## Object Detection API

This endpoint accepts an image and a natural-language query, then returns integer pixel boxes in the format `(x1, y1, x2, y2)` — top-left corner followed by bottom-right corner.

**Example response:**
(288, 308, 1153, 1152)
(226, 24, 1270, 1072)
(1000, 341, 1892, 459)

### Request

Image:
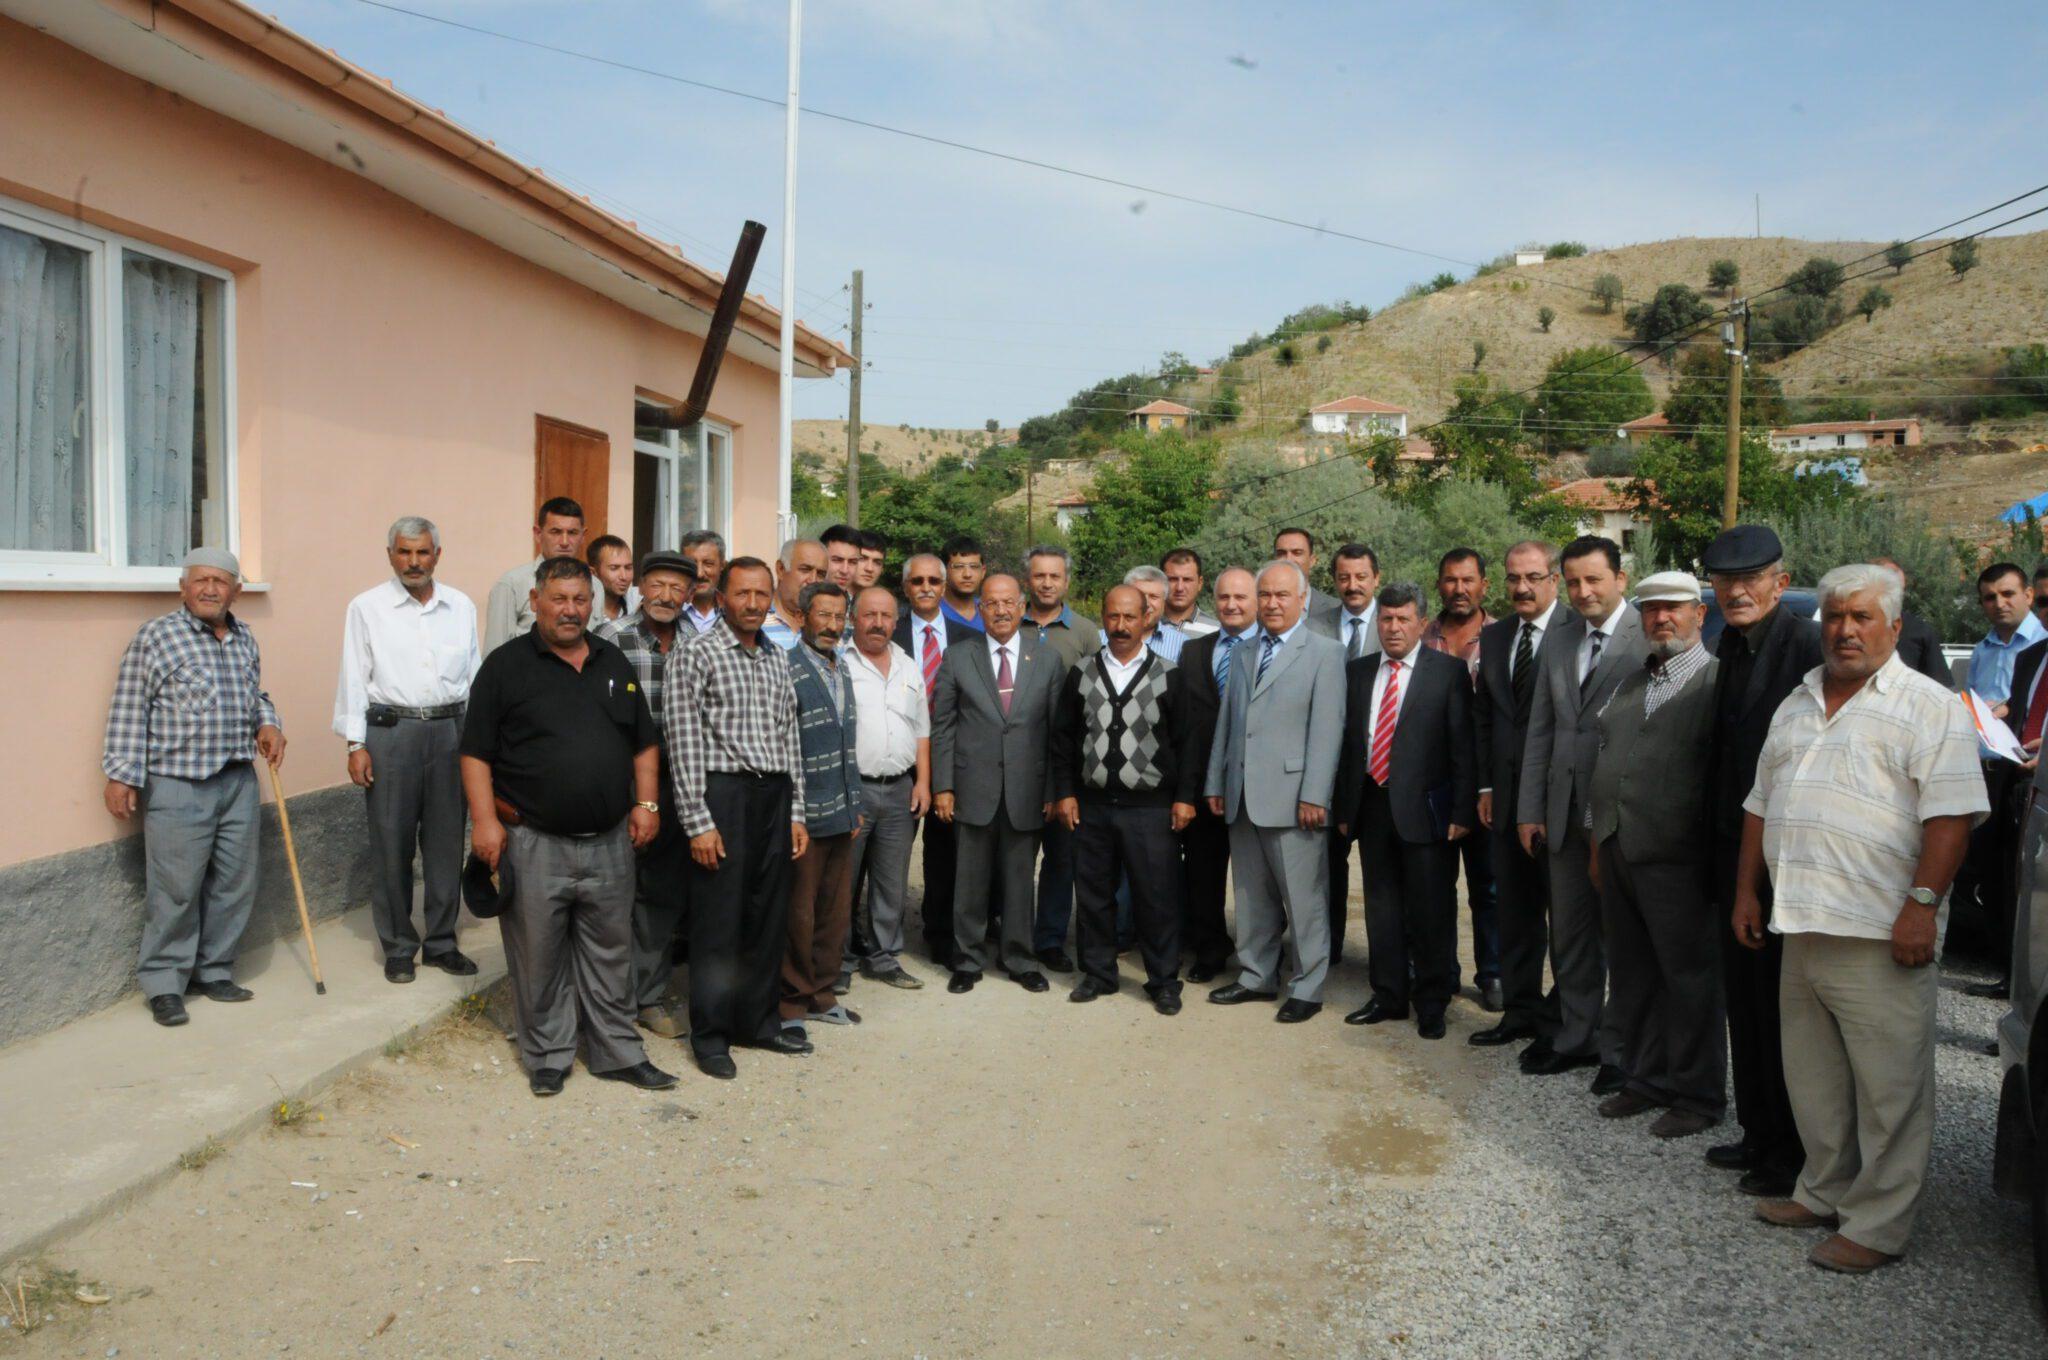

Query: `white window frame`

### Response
(0, 194, 239, 591)
(632, 399, 731, 548)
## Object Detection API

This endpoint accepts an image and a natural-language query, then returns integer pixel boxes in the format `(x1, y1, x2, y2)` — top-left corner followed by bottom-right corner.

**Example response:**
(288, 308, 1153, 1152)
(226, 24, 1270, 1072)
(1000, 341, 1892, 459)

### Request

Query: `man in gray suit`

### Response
(932, 572, 1068, 994)
(1204, 560, 1348, 1021)
(1515, 535, 1643, 1091)
(1273, 528, 1343, 640)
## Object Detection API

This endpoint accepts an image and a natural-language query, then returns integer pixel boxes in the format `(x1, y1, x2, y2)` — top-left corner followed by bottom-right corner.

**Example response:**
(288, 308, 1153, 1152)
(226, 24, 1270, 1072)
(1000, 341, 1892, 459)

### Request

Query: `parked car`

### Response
(1699, 587, 1818, 649)
(1995, 758, 2048, 1306)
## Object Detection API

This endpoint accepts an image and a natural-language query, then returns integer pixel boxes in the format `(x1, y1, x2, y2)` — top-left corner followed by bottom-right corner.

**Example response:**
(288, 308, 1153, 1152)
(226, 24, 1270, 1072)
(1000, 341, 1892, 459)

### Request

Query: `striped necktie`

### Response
(1369, 660, 1402, 785)
(1256, 632, 1280, 684)
(921, 624, 941, 701)
(1348, 615, 1367, 660)
(1215, 633, 1240, 691)
(1512, 620, 1536, 718)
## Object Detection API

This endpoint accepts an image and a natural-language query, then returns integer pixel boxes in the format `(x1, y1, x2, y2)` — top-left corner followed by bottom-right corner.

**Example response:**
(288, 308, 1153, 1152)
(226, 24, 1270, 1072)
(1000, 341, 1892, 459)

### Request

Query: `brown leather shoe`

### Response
(1649, 1108, 1716, 1139)
(1809, 1233, 1900, 1274)
(636, 1006, 683, 1039)
(1597, 1090, 1660, 1119)
(1755, 1198, 1839, 1230)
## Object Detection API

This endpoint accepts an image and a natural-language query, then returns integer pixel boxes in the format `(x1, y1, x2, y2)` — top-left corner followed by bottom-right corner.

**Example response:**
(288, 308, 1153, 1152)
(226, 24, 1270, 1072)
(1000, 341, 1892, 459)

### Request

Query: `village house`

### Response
(1051, 494, 1092, 534)
(1307, 395, 1409, 438)
(1767, 418, 1922, 453)
(1129, 399, 1194, 433)
(1552, 476, 1653, 564)
(0, 0, 849, 1046)
(1616, 412, 1672, 442)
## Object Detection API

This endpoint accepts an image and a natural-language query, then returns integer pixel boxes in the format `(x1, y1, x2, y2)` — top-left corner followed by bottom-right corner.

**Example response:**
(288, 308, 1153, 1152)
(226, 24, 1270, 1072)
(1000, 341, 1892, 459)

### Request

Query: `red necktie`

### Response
(997, 644, 1015, 716)
(922, 624, 941, 703)
(1369, 660, 1402, 785)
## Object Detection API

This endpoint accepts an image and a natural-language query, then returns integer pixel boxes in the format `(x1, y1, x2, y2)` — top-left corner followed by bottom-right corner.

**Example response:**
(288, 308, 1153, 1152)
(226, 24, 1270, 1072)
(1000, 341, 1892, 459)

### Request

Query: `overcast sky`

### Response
(272, 0, 2047, 429)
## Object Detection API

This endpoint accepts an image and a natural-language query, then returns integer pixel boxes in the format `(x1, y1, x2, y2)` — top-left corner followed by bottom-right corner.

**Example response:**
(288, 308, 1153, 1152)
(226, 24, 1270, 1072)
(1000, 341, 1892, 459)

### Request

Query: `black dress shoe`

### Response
(191, 979, 253, 1003)
(1343, 999, 1409, 1026)
(1738, 1168, 1797, 1197)
(696, 1052, 738, 1080)
(529, 1067, 567, 1097)
(1036, 947, 1075, 974)
(1963, 979, 2010, 1000)
(1706, 1140, 1759, 1171)
(1522, 1049, 1598, 1076)
(148, 994, 189, 1027)
(1478, 979, 1505, 1013)
(1590, 1063, 1628, 1096)
(1276, 999, 1322, 1023)
(1469, 1020, 1537, 1048)
(1012, 971, 1051, 994)
(1068, 979, 1114, 1003)
(1186, 961, 1226, 984)
(948, 970, 979, 994)
(1417, 1013, 1447, 1040)
(385, 958, 417, 984)
(594, 1061, 679, 1090)
(1153, 992, 1183, 1016)
(1517, 1037, 1557, 1068)
(423, 949, 479, 977)
(1208, 982, 1277, 1005)
(751, 1030, 814, 1056)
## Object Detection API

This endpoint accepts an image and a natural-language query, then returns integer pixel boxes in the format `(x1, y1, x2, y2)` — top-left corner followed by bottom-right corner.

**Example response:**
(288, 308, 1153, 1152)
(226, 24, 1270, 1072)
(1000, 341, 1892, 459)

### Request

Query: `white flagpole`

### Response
(776, 0, 802, 542)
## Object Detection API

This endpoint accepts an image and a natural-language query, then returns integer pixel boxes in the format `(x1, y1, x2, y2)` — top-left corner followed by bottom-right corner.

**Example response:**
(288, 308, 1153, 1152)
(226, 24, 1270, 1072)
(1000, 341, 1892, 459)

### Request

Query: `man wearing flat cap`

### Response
(597, 551, 700, 1039)
(102, 548, 286, 1027)
(1588, 571, 1725, 1138)
(1701, 524, 1821, 1195)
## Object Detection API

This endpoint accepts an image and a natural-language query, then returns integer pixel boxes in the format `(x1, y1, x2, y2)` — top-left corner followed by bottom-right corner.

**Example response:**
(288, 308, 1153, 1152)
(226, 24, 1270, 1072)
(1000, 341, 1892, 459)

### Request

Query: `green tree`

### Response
(1471, 339, 1488, 371)
(1625, 283, 1713, 351)
(1949, 238, 1980, 280)
(1545, 241, 1590, 260)
(1629, 431, 1851, 568)
(1998, 344, 2048, 408)
(1534, 346, 1654, 451)
(1707, 258, 1740, 293)
(1537, 305, 1556, 332)
(1783, 257, 1845, 299)
(1759, 497, 1971, 639)
(1208, 384, 1244, 424)
(1854, 284, 1893, 323)
(1584, 441, 1637, 477)
(1591, 273, 1624, 314)
(1275, 342, 1298, 367)
(1315, 333, 1333, 354)
(1885, 241, 1912, 274)
(1662, 345, 1788, 433)
(1429, 272, 1460, 292)
(1066, 433, 1217, 595)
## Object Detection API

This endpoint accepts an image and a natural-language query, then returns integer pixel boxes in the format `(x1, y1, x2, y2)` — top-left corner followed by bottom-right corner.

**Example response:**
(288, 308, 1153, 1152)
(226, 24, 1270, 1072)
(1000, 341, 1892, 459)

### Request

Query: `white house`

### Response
(1051, 494, 1091, 533)
(1130, 399, 1194, 433)
(1513, 249, 1547, 267)
(1767, 419, 1921, 454)
(1553, 477, 1652, 564)
(1307, 395, 1409, 438)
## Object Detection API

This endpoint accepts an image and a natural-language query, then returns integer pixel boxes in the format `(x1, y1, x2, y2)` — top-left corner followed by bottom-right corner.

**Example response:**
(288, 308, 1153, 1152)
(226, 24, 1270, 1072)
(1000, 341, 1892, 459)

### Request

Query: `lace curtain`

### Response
(122, 254, 201, 567)
(0, 224, 91, 552)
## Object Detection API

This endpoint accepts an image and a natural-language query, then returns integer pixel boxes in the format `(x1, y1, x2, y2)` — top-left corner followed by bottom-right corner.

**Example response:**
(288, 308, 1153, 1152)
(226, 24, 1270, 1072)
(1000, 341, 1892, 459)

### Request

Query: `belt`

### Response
(368, 701, 466, 722)
(864, 769, 913, 785)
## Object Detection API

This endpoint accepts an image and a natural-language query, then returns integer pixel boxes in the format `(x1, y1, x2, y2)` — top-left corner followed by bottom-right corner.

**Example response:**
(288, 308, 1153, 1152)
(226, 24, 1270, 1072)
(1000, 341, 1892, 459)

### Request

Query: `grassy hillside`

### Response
(794, 419, 1017, 476)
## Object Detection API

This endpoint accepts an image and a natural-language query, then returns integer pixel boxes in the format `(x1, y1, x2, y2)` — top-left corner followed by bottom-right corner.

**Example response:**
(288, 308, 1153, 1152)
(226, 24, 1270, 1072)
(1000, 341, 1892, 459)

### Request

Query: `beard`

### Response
(1647, 635, 1693, 660)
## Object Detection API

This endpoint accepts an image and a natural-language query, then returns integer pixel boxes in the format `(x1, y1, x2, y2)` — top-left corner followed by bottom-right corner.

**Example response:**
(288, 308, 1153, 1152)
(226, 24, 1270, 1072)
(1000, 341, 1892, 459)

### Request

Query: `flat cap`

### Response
(638, 550, 697, 579)
(462, 852, 512, 920)
(1699, 525, 1783, 575)
(182, 546, 242, 577)
(1634, 570, 1702, 605)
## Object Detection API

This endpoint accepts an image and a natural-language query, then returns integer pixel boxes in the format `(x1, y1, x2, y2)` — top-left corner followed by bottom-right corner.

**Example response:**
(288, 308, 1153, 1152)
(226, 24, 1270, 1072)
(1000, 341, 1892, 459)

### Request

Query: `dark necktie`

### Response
(1216, 633, 1239, 691)
(1348, 616, 1367, 660)
(1583, 627, 1606, 689)
(1512, 621, 1536, 718)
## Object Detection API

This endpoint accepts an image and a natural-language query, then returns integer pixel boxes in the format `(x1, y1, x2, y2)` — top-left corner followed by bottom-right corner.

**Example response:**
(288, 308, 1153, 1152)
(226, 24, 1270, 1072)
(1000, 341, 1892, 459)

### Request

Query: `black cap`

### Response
(462, 852, 513, 920)
(1699, 525, 1785, 575)
(638, 550, 697, 580)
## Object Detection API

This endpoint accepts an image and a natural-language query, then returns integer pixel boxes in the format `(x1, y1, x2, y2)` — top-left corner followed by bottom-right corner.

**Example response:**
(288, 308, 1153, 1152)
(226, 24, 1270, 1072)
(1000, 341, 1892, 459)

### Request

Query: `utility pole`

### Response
(845, 269, 862, 525)
(1721, 301, 1746, 529)
(774, 0, 803, 541)
(1025, 449, 1035, 542)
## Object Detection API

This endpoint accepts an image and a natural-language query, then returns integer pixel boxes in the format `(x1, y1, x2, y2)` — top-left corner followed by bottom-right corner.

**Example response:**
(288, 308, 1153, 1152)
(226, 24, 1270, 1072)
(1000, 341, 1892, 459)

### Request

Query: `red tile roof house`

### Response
(0, 0, 850, 1045)
(1308, 395, 1409, 438)
(1551, 476, 1655, 562)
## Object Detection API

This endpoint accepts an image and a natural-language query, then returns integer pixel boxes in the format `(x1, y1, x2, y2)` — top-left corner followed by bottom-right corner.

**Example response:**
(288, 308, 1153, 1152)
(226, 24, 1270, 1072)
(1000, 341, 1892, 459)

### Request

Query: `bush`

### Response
(1537, 305, 1556, 332)
(1429, 272, 1460, 293)
(1783, 257, 1845, 300)
(1708, 259, 1740, 293)
(1545, 241, 1589, 259)
(1625, 283, 1714, 351)
(1584, 441, 1638, 477)
(1759, 497, 1973, 640)
(1472, 340, 1488, 371)
(1275, 343, 1297, 367)
(1949, 238, 1980, 280)
(1854, 285, 1893, 323)
(1885, 241, 1912, 274)
(1998, 344, 2048, 408)
(1315, 334, 1332, 354)
(1591, 274, 1623, 314)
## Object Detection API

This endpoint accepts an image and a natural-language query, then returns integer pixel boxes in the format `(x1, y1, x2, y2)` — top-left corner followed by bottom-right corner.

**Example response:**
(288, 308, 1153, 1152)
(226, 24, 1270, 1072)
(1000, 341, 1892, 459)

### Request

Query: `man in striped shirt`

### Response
(1736, 563, 1986, 1275)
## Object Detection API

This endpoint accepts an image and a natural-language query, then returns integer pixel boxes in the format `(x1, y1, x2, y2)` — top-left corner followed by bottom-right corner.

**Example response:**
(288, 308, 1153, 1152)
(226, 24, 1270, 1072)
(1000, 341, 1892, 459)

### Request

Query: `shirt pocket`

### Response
(604, 685, 644, 732)
(165, 663, 218, 714)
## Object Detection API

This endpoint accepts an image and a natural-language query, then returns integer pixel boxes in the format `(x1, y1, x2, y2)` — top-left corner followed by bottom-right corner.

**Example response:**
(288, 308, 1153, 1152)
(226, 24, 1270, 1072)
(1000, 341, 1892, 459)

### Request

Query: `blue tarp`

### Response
(2001, 491, 2048, 525)
(1794, 456, 1868, 488)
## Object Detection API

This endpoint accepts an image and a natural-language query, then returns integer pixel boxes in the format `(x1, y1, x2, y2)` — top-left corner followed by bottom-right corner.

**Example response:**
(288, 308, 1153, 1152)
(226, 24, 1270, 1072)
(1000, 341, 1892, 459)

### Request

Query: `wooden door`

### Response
(534, 415, 610, 537)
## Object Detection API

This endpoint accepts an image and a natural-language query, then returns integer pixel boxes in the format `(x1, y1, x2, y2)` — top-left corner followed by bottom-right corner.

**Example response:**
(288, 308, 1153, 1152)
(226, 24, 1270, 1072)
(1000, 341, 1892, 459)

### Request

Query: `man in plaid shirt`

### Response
(101, 548, 286, 1028)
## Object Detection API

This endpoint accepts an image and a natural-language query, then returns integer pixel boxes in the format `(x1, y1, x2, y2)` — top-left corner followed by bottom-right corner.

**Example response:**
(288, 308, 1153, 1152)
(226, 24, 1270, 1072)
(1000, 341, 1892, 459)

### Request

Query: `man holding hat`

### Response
(103, 548, 286, 1027)
(1701, 524, 1821, 1195)
(1587, 571, 1725, 1138)
(597, 550, 700, 1039)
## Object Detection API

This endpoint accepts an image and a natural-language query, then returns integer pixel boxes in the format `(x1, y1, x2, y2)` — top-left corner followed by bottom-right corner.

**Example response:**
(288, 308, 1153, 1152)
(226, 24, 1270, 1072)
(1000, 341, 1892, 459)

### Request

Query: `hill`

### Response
(794, 419, 1017, 476)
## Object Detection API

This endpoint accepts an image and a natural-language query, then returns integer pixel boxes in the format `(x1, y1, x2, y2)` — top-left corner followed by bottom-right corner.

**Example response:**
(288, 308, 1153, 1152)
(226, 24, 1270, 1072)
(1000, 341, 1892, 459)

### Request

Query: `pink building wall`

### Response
(0, 16, 793, 867)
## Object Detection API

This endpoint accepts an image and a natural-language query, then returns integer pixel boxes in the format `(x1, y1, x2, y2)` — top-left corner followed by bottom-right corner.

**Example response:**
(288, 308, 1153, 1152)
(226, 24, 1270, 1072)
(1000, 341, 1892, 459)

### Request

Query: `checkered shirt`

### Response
(103, 608, 281, 787)
(663, 616, 807, 837)
(1641, 641, 1713, 719)
(597, 609, 685, 742)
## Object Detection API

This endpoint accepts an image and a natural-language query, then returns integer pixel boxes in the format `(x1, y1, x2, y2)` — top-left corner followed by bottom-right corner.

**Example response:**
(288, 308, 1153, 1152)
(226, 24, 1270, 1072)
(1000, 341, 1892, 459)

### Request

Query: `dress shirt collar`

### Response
(1586, 603, 1628, 639)
(1099, 645, 1149, 688)
(1033, 603, 1079, 629)
(910, 607, 947, 636)
(1263, 615, 1307, 649)
(986, 632, 1020, 665)
(1219, 622, 1256, 642)
(1982, 612, 2048, 652)
(383, 577, 449, 612)
(847, 642, 900, 679)
(1798, 650, 1905, 711)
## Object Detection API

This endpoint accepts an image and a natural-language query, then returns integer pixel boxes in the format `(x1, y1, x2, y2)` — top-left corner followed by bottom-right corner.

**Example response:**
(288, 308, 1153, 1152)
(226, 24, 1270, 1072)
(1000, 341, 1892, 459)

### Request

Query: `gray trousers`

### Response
(1546, 824, 1616, 1063)
(362, 716, 464, 963)
(1597, 844, 1727, 1118)
(138, 764, 260, 996)
(500, 823, 647, 1075)
(847, 776, 916, 972)
(953, 804, 1041, 976)
(1227, 819, 1331, 1003)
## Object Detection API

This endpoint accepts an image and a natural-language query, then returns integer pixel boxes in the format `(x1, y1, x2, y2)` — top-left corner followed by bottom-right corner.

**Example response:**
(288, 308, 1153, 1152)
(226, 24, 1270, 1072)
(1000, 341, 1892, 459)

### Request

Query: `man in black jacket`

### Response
(1050, 586, 1205, 1014)
(894, 553, 982, 964)
(1332, 584, 1478, 1040)
(1702, 525, 1822, 1196)
(1874, 558, 1952, 687)
(1176, 568, 1258, 980)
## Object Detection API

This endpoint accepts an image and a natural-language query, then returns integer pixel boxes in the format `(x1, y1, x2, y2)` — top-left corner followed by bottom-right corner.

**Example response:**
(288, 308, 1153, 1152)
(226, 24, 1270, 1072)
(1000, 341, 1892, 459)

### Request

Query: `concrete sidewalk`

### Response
(0, 904, 504, 1262)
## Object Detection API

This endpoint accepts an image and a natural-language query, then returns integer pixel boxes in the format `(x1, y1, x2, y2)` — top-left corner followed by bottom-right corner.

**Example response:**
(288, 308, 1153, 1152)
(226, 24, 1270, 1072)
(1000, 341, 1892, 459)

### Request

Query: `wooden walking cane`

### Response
(265, 760, 327, 995)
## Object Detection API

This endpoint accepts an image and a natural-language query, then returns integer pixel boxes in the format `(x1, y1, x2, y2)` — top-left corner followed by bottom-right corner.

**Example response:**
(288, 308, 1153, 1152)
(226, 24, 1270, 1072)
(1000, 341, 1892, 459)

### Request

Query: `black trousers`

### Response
(686, 773, 793, 1059)
(1181, 803, 1233, 971)
(1960, 762, 2024, 976)
(1074, 801, 1183, 994)
(919, 811, 958, 962)
(629, 814, 691, 1011)
(1458, 833, 1500, 989)
(1490, 821, 1557, 1036)
(1716, 835, 1801, 1177)
(1355, 782, 1458, 1015)
(1327, 827, 1360, 961)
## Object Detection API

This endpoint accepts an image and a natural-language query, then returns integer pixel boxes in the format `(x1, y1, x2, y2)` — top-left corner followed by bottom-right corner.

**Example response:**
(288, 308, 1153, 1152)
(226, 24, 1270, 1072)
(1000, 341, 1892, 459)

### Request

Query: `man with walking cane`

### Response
(102, 548, 285, 1027)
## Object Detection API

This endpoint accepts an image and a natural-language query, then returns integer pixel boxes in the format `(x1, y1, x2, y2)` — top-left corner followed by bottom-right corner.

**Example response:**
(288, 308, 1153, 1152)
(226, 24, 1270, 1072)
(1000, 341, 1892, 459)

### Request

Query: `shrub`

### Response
(1537, 305, 1556, 333)
(1315, 334, 1332, 354)
(1591, 274, 1623, 314)
(1625, 283, 1713, 351)
(1949, 238, 1980, 280)
(1472, 339, 1488, 371)
(1545, 241, 1589, 259)
(1584, 441, 1638, 477)
(1275, 342, 1297, 367)
(1708, 259, 1740, 293)
(1854, 285, 1893, 323)
(1783, 257, 1845, 300)
(1429, 272, 1460, 293)
(1885, 241, 1912, 274)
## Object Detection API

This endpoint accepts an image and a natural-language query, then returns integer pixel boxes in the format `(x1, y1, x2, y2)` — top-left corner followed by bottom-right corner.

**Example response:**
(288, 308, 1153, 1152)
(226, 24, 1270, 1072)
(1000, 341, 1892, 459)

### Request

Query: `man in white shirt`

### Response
(845, 586, 932, 989)
(482, 496, 600, 653)
(1125, 565, 1187, 663)
(1737, 563, 1986, 1275)
(586, 534, 638, 630)
(334, 516, 483, 983)
(679, 529, 727, 635)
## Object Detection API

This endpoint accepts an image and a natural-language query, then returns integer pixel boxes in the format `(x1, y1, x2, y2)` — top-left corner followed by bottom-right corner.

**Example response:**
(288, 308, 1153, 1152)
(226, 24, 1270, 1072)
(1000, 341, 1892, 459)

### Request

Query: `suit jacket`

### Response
(1203, 624, 1347, 827)
(1474, 602, 1572, 816)
(1304, 588, 1342, 641)
(1178, 630, 1249, 780)
(1515, 604, 1647, 844)
(930, 632, 1067, 831)
(1708, 603, 1823, 840)
(2009, 638, 2048, 744)
(893, 610, 978, 656)
(1333, 607, 1384, 661)
(1896, 610, 1952, 689)
(1332, 648, 1477, 845)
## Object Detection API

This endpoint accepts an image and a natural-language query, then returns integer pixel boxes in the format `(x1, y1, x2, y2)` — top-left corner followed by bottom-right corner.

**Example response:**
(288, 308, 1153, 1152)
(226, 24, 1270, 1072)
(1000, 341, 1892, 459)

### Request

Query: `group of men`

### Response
(102, 500, 2007, 1277)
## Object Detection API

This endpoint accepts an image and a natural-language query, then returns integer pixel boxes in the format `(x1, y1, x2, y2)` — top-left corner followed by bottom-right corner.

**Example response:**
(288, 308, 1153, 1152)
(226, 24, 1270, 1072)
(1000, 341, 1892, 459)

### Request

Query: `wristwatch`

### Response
(635, 800, 660, 814)
(347, 742, 365, 753)
(1906, 886, 1939, 906)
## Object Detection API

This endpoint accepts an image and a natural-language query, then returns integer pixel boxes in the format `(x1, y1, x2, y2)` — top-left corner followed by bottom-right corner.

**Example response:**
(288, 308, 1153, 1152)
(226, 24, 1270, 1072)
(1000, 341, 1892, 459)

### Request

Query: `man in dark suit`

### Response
(1333, 584, 1478, 1039)
(894, 553, 981, 965)
(1701, 525, 1823, 1196)
(1177, 567, 1259, 981)
(1874, 558, 1951, 687)
(1273, 527, 1343, 639)
(1471, 540, 1571, 1051)
(1325, 543, 1383, 964)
